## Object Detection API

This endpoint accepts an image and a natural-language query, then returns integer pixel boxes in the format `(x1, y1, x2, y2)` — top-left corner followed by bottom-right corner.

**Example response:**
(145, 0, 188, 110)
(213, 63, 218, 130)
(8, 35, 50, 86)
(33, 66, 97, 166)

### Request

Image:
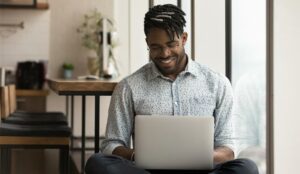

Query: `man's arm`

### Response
(112, 145, 234, 163)
(213, 75, 237, 159)
(112, 146, 134, 161)
(101, 80, 135, 155)
(214, 146, 234, 164)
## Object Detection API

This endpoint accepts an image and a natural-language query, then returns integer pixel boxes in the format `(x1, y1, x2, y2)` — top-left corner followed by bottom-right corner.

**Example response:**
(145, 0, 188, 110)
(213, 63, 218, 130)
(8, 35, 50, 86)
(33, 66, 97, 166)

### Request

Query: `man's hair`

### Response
(144, 4, 186, 40)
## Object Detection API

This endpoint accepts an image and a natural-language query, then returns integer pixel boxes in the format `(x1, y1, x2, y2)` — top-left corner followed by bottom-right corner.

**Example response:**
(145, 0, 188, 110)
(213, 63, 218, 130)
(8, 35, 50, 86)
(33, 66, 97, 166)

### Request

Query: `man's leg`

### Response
(85, 153, 150, 174)
(210, 158, 259, 174)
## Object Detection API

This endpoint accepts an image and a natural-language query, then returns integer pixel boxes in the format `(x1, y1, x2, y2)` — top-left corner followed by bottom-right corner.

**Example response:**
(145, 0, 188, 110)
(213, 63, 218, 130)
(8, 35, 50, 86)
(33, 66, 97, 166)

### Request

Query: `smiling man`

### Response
(85, 4, 258, 174)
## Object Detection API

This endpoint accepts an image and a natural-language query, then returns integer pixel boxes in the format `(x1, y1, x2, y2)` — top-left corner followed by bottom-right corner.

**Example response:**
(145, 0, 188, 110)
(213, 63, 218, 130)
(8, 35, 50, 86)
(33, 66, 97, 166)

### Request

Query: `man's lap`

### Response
(85, 153, 258, 174)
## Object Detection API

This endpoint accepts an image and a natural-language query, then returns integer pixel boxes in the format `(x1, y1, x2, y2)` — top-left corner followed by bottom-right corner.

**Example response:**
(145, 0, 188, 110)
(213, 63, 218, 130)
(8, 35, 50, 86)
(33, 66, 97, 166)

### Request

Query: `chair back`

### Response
(8, 85, 16, 115)
(0, 85, 17, 120)
(0, 86, 10, 119)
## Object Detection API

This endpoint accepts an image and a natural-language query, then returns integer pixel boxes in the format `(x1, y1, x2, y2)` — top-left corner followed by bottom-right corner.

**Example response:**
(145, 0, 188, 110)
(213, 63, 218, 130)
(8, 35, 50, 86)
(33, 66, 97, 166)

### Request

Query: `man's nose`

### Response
(160, 47, 172, 57)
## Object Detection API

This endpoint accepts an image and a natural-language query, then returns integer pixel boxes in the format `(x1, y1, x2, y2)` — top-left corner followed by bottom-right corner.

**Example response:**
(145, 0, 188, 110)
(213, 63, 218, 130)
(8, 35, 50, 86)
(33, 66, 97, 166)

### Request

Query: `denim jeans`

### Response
(85, 153, 259, 174)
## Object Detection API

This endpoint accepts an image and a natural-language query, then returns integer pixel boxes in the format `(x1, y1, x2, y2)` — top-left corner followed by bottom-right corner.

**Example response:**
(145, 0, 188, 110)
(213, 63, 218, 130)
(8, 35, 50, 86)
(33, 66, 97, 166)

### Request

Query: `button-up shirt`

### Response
(101, 58, 236, 156)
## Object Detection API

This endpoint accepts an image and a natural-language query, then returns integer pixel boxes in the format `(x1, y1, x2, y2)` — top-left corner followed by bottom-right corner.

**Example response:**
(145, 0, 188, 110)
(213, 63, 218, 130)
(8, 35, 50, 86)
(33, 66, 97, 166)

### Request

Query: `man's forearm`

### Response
(213, 146, 234, 164)
(112, 146, 134, 161)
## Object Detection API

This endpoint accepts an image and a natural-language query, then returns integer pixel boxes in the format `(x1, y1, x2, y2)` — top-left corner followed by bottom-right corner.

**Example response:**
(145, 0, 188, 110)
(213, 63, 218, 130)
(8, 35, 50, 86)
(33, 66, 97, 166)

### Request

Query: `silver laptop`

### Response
(134, 115, 214, 170)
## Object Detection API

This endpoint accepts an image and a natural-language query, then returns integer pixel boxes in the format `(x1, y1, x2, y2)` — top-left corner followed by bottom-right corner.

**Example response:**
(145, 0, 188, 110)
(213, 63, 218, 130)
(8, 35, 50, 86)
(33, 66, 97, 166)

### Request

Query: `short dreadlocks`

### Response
(144, 4, 186, 40)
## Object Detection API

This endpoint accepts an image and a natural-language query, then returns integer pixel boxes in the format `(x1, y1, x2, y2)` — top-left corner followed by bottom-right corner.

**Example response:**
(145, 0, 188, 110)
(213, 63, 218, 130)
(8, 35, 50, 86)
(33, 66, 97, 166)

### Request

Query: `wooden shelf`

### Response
(0, 3, 49, 10)
(16, 89, 49, 97)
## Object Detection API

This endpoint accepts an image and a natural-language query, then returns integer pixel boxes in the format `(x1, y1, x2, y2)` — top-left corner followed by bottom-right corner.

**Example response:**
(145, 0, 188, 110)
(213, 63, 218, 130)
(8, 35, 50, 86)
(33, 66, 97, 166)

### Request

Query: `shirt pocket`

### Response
(187, 95, 216, 116)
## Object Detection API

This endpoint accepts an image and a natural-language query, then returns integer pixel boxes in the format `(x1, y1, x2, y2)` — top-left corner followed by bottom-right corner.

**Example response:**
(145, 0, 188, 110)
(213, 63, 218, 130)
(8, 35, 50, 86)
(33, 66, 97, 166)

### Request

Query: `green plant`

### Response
(62, 63, 74, 70)
(77, 9, 103, 53)
(77, 9, 117, 54)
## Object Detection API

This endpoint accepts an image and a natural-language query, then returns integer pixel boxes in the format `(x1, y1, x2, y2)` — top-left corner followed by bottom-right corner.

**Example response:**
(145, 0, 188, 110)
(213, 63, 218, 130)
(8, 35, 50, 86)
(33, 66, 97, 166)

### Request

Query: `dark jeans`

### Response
(85, 153, 258, 174)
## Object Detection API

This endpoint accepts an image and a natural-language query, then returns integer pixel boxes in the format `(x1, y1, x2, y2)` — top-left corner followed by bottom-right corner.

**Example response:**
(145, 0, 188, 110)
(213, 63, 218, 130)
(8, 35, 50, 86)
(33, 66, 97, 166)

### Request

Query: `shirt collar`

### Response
(148, 55, 199, 81)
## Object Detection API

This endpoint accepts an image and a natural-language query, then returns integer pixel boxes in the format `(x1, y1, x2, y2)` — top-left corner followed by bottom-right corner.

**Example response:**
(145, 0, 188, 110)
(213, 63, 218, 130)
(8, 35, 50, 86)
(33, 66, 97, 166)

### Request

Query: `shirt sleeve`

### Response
(101, 79, 134, 155)
(213, 74, 237, 158)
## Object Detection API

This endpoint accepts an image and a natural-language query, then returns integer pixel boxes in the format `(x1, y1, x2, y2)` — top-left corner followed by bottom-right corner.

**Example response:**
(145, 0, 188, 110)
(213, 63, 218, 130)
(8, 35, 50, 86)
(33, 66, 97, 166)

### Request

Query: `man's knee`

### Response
(215, 158, 258, 174)
(85, 153, 109, 174)
(229, 158, 259, 174)
(238, 158, 259, 171)
(85, 153, 149, 174)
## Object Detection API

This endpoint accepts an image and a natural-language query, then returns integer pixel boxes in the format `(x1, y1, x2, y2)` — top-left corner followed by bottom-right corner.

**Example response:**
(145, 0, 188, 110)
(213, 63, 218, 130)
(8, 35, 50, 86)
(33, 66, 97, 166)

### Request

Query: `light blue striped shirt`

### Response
(101, 58, 236, 156)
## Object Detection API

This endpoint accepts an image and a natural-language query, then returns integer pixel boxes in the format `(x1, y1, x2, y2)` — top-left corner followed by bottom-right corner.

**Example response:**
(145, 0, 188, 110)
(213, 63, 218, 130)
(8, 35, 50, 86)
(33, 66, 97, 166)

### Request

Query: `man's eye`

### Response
(150, 47, 160, 50)
(168, 42, 178, 48)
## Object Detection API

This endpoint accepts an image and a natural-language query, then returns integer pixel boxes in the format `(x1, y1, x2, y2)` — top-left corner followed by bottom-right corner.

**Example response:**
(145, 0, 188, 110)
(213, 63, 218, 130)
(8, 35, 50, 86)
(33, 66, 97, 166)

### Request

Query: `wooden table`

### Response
(48, 78, 119, 173)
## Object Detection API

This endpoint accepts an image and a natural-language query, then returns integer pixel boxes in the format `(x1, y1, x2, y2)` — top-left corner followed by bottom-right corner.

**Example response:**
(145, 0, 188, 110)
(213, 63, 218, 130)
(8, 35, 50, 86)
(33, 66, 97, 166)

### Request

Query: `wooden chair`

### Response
(3, 85, 68, 126)
(0, 85, 71, 174)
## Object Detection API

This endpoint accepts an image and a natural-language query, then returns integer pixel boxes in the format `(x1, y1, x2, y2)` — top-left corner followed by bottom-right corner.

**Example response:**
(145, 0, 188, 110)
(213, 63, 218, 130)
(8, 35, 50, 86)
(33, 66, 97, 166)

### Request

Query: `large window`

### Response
(231, 0, 267, 174)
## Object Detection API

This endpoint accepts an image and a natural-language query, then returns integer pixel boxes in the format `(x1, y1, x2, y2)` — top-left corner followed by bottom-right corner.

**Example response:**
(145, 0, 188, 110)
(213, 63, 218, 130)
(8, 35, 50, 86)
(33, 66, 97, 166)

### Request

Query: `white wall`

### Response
(274, 0, 300, 173)
(194, 0, 226, 74)
(128, 0, 149, 73)
(0, 9, 50, 70)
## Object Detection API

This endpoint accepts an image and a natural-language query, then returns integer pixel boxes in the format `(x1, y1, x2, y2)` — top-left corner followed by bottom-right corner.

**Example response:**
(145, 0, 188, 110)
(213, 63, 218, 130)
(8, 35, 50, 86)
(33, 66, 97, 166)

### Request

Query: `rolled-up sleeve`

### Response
(101, 79, 134, 155)
(214, 75, 237, 157)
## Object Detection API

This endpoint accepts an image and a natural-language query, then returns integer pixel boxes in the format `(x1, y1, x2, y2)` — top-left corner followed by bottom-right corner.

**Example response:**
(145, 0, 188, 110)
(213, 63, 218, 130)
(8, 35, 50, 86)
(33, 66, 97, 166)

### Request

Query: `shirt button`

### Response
(174, 102, 178, 106)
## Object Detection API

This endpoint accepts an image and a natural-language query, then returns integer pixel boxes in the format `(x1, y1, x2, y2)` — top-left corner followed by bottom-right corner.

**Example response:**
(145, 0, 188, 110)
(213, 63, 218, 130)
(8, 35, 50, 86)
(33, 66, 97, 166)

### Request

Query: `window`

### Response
(231, 0, 267, 173)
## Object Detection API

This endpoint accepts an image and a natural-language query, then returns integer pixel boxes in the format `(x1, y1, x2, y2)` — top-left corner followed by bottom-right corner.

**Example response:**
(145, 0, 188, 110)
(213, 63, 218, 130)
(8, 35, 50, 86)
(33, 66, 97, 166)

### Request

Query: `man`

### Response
(85, 4, 258, 174)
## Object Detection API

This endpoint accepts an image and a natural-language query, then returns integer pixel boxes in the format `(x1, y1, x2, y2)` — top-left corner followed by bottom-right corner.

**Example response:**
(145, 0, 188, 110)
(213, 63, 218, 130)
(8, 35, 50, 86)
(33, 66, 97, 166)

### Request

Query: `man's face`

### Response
(146, 28, 188, 79)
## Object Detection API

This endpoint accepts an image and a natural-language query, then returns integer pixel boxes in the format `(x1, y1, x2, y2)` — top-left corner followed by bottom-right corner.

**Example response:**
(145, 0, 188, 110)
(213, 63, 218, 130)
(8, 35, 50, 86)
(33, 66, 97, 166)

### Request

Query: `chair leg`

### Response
(59, 147, 70, 174)
(0, 148, 12, 174)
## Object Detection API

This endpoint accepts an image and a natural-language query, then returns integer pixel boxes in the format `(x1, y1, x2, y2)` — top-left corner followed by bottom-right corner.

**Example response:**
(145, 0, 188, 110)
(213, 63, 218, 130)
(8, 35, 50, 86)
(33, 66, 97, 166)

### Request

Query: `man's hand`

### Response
(112, 146, 135, 161)
(113, 145, 234, 163)
(213, 146, 234, 164)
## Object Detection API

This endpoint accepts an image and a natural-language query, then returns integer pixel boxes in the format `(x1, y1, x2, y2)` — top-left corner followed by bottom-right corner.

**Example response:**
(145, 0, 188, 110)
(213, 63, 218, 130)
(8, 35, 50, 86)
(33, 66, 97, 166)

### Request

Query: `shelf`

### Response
(16, 89, 49, 97)
(0, 3, 49, 10)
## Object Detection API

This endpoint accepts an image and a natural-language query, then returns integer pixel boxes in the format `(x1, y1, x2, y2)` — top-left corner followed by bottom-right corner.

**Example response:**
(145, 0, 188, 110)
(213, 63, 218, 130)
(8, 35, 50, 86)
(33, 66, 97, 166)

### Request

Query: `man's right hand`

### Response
(112, 146, 135, 161)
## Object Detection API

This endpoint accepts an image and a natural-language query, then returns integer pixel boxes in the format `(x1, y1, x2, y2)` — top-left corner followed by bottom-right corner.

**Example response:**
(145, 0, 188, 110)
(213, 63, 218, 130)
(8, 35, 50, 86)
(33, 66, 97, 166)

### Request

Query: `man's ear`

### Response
(181, 32, 188, 46)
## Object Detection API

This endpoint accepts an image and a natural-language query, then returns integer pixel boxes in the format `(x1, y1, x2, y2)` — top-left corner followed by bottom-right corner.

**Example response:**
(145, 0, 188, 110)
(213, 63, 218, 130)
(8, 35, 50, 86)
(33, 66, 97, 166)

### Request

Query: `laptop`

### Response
(134, 115, 214, 170)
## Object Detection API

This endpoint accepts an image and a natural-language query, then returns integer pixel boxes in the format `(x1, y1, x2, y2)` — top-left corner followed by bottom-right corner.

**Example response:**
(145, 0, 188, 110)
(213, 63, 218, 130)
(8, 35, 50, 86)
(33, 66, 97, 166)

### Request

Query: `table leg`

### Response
(95, 95, 100, 153)
(65, 96, 69, 118)
(81, 95, 86, 173)
(71, 95, 74, 150)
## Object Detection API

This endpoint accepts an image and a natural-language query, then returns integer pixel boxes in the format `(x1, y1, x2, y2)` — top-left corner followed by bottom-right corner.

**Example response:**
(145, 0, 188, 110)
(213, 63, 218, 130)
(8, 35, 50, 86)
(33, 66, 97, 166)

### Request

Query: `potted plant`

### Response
(77, 9, 119, 78)
(77, 9, 102, 54)
(62, 63, 74, 79)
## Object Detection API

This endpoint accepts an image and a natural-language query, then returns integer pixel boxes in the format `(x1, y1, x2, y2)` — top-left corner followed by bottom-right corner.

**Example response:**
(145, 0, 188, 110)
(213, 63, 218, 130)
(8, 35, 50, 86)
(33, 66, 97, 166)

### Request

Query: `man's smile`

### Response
(157, 57, 176, 65)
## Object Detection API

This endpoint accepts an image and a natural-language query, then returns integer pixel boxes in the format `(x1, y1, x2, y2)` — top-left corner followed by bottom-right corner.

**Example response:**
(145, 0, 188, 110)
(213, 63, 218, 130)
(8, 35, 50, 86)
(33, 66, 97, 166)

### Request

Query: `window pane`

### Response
(232, 0, 266, 174)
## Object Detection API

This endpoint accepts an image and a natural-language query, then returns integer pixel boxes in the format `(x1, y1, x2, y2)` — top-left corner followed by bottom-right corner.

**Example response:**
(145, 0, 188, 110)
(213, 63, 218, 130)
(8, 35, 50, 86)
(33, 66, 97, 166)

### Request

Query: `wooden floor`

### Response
(11, 149, 45, 174)
(70, 151, 94, 174)
(6, 138, 101, 174)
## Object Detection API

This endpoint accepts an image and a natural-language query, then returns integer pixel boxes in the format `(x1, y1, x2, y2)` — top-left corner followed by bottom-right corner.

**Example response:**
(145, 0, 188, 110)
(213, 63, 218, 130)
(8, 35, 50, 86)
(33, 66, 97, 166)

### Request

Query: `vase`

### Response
(87, 57, 100, 76)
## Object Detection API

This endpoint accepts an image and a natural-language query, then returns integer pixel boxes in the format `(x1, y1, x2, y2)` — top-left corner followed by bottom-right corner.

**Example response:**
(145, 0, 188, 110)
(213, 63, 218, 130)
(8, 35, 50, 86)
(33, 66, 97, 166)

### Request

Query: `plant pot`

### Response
(63, 69, 73, 79)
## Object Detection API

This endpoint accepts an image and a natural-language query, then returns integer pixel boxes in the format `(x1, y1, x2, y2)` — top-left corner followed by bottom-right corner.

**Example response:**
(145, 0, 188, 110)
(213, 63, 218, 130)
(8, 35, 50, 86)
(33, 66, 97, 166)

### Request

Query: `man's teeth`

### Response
(160, 58, 173, 64)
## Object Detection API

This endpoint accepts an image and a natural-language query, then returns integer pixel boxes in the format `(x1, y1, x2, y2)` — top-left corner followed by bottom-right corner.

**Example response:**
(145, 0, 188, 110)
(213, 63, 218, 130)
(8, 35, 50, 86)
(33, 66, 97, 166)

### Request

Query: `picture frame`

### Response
(0, 0, 37, 8)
